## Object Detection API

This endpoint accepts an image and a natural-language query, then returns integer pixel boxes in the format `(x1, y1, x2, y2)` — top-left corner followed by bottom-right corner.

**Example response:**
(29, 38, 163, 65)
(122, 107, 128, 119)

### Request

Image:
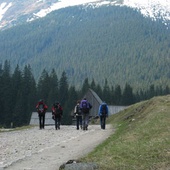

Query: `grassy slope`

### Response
(81, 95, 170, 170)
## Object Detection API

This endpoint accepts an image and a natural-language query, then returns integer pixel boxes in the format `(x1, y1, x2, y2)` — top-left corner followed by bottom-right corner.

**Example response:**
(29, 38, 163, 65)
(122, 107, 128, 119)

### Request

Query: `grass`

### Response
(81, 95, 170, 170)
(0, 125, 35, 132)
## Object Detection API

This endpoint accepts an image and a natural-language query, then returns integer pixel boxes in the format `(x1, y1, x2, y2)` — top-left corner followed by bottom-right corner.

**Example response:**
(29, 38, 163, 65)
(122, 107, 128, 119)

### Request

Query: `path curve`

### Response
(0, 125, 114, 170)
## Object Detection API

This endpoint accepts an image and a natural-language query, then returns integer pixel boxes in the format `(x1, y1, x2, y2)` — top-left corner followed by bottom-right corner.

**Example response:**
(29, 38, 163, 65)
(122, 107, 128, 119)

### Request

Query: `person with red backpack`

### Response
(52, 102, 63, 130)
(80, 98, 92, 130)
(36, 99, 48, 129)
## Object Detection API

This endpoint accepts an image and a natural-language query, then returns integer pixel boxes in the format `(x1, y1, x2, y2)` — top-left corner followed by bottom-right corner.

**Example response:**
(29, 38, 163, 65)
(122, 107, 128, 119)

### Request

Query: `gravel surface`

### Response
(0, 125, 113, 170)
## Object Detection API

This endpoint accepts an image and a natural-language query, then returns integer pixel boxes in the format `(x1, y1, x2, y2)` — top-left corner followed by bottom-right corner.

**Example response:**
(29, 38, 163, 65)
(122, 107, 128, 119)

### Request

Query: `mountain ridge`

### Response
(0, 0, 170, 30)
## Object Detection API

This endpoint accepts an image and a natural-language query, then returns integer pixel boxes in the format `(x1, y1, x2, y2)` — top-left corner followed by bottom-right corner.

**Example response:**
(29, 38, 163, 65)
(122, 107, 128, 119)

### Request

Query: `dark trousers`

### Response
(76, 116, 82, 130)
(55, 116, 61, 130)
(39, 113, 45, 129)
(82, 113, 89, 130)
(100, 116, 106, 129)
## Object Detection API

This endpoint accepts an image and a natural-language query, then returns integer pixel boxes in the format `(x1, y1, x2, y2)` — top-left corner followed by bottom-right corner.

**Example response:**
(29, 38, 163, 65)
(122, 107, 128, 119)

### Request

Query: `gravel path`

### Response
(0, 124, 114, 170)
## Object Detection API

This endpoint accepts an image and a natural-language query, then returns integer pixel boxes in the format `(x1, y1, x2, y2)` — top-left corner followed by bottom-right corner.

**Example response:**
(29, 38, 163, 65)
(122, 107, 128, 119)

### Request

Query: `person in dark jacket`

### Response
(52, 102, 63, 130)
(80, 98, 92, 130)
(36, 99, 48, 129)
(74, 100, 82, 130)
(98, 102, 109, 129)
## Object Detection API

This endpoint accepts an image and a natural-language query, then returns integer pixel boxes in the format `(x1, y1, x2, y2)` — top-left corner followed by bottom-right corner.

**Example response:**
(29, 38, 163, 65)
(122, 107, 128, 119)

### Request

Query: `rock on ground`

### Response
(0, 125, 113, 170)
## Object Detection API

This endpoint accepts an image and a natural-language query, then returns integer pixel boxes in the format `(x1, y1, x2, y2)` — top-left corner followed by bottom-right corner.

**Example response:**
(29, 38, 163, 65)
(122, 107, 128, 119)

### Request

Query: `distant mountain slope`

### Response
(0, 5, 170, 89)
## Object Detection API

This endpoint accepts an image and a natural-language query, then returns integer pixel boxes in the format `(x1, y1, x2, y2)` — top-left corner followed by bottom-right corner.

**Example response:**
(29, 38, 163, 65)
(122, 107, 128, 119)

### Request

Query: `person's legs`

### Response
(76, 116, 79, 130)
(39, 114, 42, 129)
(42, 114, 45, 129)
(55, 116, 58, 130)
(80, 116, 82, 129)
(102, 116, 106, 129)
(82, 114, 86, 130)
(58, 117, 61, 129)
(100, 116, 103, 129)
(85, 113, 89, 130)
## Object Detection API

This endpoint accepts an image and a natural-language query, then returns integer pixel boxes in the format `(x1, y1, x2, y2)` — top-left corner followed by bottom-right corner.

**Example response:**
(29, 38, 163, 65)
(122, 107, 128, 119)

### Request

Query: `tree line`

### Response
(0, 61, 169, 128)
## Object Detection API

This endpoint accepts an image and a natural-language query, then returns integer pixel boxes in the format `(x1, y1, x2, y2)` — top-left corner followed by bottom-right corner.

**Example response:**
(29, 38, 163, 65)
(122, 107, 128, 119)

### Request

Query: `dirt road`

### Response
(0, 125, 113, 170)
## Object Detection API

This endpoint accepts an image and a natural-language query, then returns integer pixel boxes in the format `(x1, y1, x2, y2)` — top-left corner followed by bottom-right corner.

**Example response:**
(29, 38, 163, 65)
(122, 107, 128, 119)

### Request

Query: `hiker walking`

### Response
(74, 100, 82, 130)
(80, 98, 92, 130)
(98, 102, 109, 129)
(52, 102, 63, 130)
(36, 99, 48, 129)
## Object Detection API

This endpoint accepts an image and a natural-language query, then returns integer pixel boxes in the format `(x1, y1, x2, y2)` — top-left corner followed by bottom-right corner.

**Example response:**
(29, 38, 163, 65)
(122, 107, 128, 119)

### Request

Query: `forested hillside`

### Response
(0, 5, 170, 90)
(0, 61, 169, 128)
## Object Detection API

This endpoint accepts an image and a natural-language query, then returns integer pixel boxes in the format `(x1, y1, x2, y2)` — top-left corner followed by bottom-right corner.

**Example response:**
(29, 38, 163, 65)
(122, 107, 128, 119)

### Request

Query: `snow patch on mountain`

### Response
(33, 0, 102, 18)
(0, 0, 170, 29)
(0, 2, 12, 21)
(124, 0, 170, 21)
(31, 0, 170, 25)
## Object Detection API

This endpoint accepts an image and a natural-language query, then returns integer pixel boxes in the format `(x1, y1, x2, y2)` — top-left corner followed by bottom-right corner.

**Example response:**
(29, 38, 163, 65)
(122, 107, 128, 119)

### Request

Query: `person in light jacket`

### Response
(74, 100, 82, 130)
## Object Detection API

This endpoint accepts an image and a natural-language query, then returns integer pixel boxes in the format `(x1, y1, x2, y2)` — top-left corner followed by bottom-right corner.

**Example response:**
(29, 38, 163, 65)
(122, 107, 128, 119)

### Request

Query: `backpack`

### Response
(101, 104, 107, 116)
(54, 104, 62, 116)
(76, 105, 81, 115)
(81, 100, 89, 113)
(38, 104, 44, 113)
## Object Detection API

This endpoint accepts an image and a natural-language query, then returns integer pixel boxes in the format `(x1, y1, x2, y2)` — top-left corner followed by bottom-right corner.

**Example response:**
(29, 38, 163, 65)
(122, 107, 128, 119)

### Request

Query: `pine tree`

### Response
(37, 69, 50, 104)
(90, 78, 96, 91)
(122, 83, 134, 105)
(12, 65, 23, 127)
(102, 78, 111, 104)
(0, 63, 3, 126)
(47, 69, 59, 107)
(114, 85, 122, 105)
(59, 71, 69, 124)
(81, 78, 89, 97)
(59, 71, 69, 105)
(1, 60, 13, 127)
(22, 65, 37, 125)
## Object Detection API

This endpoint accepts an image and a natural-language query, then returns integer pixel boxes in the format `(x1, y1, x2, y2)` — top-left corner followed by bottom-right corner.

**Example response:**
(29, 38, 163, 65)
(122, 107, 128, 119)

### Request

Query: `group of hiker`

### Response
(36, 98, 109, 130)
(36, 100, 63, 130)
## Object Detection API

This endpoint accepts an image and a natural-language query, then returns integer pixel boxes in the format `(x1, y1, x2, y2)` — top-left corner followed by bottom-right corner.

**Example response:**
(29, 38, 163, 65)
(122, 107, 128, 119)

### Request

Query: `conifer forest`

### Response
(0, 61, 169, 128)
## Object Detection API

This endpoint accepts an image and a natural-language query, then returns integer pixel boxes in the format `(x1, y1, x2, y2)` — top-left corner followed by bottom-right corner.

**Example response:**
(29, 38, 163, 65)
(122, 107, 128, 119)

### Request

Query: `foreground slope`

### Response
(82, 95, 170, 169)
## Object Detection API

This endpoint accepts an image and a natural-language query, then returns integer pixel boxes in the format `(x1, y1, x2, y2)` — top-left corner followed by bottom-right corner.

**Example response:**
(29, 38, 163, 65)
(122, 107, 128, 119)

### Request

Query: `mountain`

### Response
(0, 0, 170, 90)
(0, 0, 170, 30)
